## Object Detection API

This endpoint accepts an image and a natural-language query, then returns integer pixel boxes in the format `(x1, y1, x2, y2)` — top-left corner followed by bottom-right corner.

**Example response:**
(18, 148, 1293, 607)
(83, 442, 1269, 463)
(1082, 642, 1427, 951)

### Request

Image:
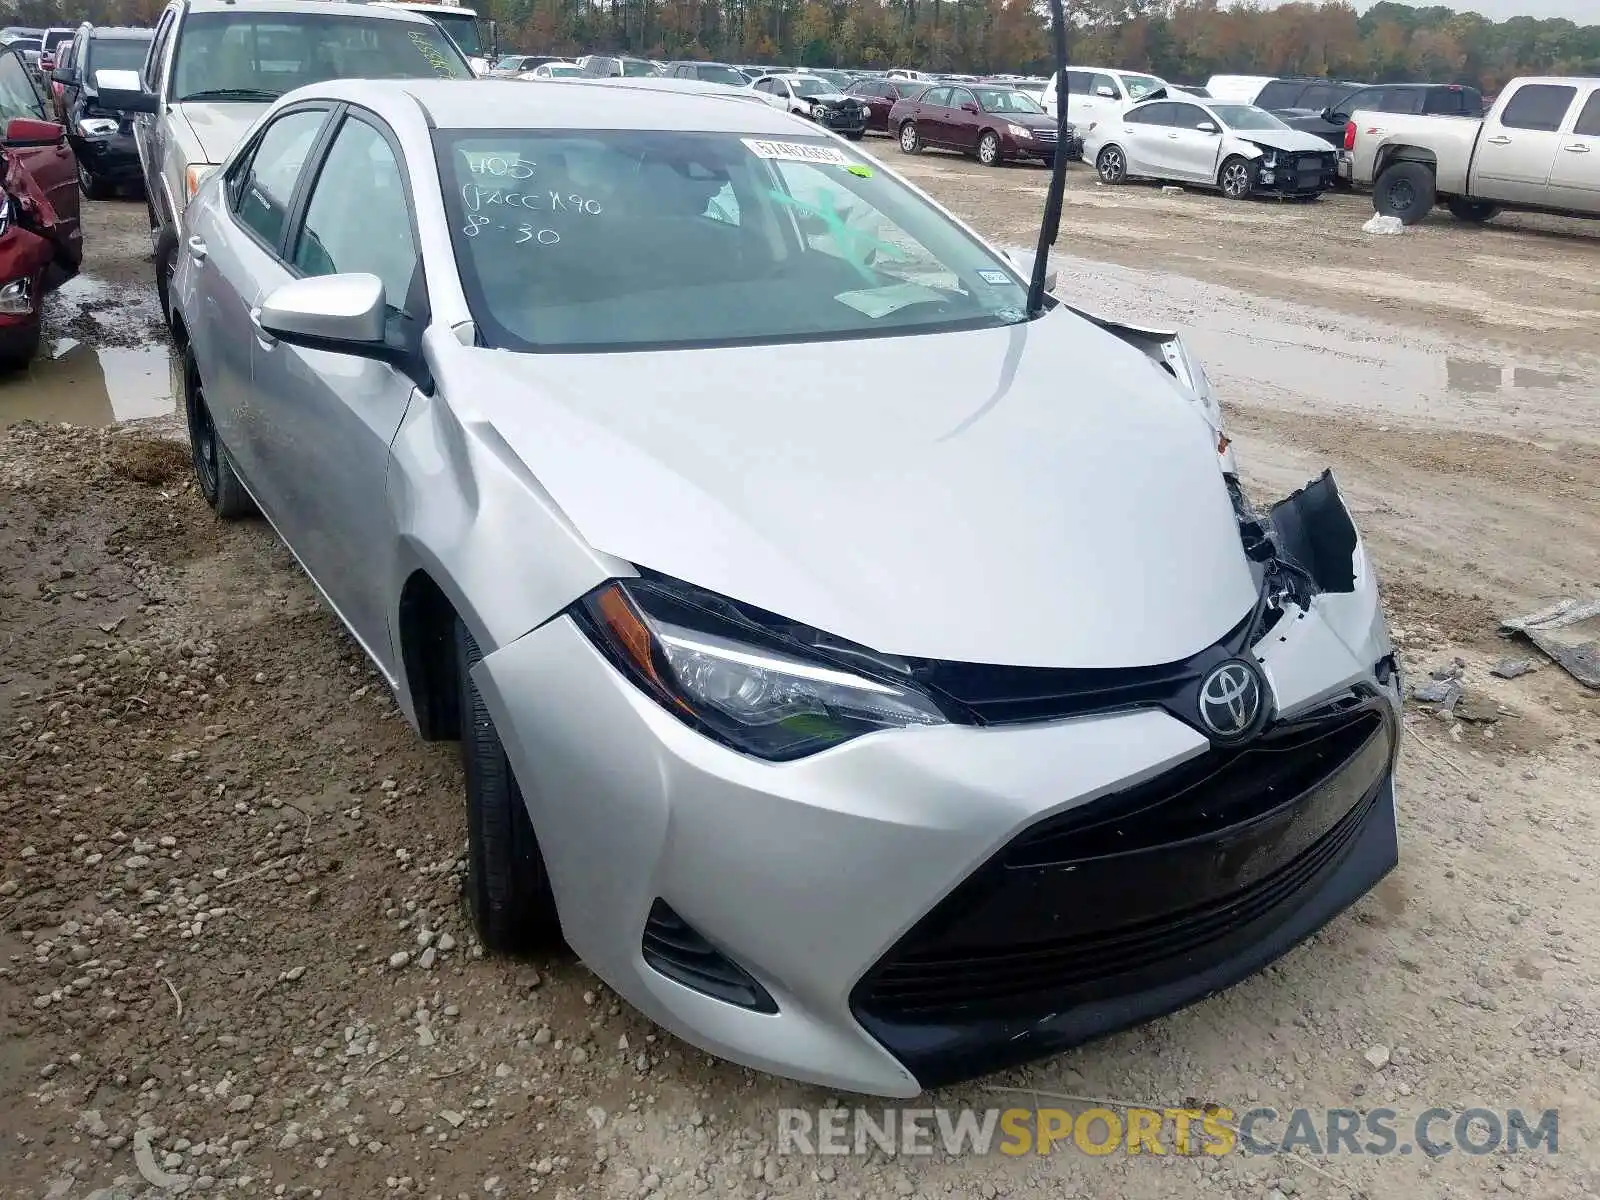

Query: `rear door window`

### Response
(1575, 89, 1600, 137)
(1255, 80, 1304, 109)
(1420, 88, 1463, 115)
(1499, 83, 1577, 133)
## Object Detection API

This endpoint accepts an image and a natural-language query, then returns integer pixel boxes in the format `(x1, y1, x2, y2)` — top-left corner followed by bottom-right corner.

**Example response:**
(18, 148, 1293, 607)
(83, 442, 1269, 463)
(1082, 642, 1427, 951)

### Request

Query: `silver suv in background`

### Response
(95, 0, 473, 324)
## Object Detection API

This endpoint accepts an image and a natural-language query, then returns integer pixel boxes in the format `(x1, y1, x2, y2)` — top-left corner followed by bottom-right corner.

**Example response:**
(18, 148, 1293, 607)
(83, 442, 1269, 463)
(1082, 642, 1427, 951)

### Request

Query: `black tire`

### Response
(1373, 161, 1436, 225)
(0, 315, 40, 372)
(1447, 197, 1500, 224)
(77, 159, 113, 201)
(183, 348, 255, 519)
(845, 130, 864, 141)
(977, 130, 1002, 167)
(1218, 155, 1255, 200)
(154, 224, 178, 328)
(456, 618, 561, 952)
(1095, 144, 1127, 183)
(898, 120, 921, 154)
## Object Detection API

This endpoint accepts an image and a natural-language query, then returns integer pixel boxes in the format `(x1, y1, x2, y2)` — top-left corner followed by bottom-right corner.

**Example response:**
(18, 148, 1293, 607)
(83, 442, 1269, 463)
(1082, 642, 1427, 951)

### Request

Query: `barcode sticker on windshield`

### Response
(742, 139, 853, 166)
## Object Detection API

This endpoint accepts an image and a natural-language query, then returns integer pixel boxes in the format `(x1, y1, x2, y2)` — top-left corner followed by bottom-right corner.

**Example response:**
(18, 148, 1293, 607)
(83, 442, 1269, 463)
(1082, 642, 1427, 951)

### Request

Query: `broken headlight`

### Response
(575, 577, 946, 761)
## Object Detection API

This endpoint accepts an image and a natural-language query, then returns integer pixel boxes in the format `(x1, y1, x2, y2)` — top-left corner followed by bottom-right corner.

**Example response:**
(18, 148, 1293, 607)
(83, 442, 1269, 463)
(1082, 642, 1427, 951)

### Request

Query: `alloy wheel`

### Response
(1222, 161, 1251, 198)
(899, 122, 918, 153)
(1097, 147, 1124, 183)
(979, 133, 1000, 166)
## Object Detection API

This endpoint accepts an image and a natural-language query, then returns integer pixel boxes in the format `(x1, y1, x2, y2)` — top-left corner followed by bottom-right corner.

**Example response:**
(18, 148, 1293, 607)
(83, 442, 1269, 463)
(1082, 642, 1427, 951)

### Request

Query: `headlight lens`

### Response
(576, 578, 946, 760)
(184, 163, 217, 205)
(1006, 123, 1031, 139)
(77, 117, 118, 137)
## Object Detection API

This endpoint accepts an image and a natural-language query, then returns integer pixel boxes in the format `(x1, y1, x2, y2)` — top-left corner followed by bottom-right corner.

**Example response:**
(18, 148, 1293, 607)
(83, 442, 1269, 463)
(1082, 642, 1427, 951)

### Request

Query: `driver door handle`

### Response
(1563, 143, 1591, 153)
(1485, 135, 1512, 145)
(248, 307, 276, 348)
(186, 235, 206, 262)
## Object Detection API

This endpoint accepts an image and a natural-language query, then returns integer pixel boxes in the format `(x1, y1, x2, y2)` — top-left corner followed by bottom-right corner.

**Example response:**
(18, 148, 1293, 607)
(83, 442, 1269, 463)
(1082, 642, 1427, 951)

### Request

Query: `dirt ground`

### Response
(2, 151, 1599, 1200)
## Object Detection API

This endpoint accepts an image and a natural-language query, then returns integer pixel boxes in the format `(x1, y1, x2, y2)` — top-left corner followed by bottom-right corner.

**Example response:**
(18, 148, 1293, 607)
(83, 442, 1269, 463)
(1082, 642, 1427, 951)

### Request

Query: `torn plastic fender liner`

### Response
(1268, 469, 1358, 594)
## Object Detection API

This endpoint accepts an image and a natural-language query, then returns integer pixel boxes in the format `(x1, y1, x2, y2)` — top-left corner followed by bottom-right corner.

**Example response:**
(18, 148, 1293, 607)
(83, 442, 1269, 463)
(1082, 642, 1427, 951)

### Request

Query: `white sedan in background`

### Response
(1085, 96, 1338, 200)
(520, 61, 584, 79)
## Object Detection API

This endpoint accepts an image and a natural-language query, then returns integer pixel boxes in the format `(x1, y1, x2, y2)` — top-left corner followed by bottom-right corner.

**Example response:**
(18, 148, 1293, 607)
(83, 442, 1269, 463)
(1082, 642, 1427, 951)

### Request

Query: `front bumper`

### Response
(814, 105, 869, 136)
(1256, 152, 1338, 196)
(474, 497, 1397, 1097)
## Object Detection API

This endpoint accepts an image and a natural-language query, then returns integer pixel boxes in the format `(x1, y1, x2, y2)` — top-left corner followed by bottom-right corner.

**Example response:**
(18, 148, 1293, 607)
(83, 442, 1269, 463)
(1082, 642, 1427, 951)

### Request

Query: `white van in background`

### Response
(1041, 66, 1167, 131)
(1205, 74, 1275, 104)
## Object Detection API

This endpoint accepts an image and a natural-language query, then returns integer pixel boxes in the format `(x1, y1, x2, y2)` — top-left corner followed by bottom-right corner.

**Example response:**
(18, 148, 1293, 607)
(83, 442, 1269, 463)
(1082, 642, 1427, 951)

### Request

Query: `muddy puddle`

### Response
(1053, 257, 1598, 443)
(0, 271, 178, 428)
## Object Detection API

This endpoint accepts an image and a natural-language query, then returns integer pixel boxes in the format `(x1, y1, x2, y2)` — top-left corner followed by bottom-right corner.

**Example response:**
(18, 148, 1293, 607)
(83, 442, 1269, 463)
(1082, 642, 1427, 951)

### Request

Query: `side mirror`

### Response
(1196, 120, 1218, 133)
(259, 273, 386, 349)
(4, 116, 63, 146)
(50, 66, 74, 84)
(961, 101, 979, 113)
(1095, 85, 1116, 98)
(1329, 111, 1349, 125)
(94, 68, 157, 113)
(1317, 106, 1334, 121)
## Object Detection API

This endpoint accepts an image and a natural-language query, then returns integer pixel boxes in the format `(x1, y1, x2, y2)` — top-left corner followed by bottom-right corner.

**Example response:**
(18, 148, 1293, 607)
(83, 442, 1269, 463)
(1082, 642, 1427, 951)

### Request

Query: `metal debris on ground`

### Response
(1499, 597, 1600, 689)
(1411, 677, 1464, 710)
(1490, 657, 1535, 679)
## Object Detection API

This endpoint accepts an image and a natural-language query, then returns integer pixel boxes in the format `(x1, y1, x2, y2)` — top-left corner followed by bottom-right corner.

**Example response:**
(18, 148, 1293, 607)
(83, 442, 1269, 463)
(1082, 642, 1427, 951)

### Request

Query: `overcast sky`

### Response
(1346, 0, 1596, 19)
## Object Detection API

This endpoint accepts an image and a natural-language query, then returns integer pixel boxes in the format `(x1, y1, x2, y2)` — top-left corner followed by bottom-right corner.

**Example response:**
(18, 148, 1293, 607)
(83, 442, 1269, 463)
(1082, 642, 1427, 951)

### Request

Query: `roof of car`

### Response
(180, 0, 435, 19)
(314, 77, 803, 132)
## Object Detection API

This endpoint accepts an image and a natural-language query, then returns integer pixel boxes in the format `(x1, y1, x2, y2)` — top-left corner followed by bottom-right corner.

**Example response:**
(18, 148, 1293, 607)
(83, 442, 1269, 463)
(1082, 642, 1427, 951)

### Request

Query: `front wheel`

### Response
(845, 130, 864, 141)
(977, 130, 1002, 167)
(77, 159, 112, 201)
(154, 225, 178, 329)
(1095, 144, 1127, 183)
(898, 120, 921, 154)
(456, 618, 562, 952)
(1219, 155, 1255, 200)
(1447, 197, 1500, 224)
(1373, 161, 1437, 224)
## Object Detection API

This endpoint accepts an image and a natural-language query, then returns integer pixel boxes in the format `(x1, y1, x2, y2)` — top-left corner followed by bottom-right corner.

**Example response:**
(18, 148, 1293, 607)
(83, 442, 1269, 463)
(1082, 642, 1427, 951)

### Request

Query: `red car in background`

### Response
(0, 40, 82, 368)
(889, 81, 1065, 166)
(844, 76, 928, 134)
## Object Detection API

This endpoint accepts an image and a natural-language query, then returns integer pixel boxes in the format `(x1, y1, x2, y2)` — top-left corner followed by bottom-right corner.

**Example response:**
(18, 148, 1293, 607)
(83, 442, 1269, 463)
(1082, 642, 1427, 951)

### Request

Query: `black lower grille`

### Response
(642, 900, 776, 1013)
(853, 695, 1393, 1020)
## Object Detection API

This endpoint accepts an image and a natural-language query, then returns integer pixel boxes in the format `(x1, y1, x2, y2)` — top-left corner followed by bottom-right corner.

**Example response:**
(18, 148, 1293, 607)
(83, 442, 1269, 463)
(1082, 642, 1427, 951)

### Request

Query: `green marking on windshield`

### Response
(766, 188, 905, 283)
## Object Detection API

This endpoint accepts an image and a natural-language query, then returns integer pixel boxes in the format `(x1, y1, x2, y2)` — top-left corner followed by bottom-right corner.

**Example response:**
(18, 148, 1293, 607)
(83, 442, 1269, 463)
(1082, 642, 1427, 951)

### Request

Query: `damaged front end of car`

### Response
(0, 145, 76, 345)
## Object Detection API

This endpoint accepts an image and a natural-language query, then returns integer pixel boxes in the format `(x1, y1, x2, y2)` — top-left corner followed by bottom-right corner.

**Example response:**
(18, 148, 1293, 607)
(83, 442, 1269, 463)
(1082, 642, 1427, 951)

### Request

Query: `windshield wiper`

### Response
(176, 88, 279, 102)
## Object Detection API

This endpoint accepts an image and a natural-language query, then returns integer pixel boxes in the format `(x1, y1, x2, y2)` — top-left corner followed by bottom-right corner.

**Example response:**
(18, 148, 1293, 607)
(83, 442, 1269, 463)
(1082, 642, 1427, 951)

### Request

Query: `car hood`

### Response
(1234, 127, 1336, 154)
(454, 306, 1259, 669)
(998, 110, 1058, 130)
(175, 101, 269, 163)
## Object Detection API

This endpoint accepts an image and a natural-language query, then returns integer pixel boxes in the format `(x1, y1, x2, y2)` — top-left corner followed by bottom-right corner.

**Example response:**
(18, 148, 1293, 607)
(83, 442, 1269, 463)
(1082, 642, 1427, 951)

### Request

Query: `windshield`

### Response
(1122, 73, 1163, 101)
(695, 64, 746, 86)
(542, 64, 582, 76)
(172, 12, 469, 100)
(789, 77, 835, 98)
(87, 38, 152, 75)
(418, 10, 483, 57)
(436, 129, 1030, 352)
(974, 87, 1042, 114)
(1210, 104, 1291, 131)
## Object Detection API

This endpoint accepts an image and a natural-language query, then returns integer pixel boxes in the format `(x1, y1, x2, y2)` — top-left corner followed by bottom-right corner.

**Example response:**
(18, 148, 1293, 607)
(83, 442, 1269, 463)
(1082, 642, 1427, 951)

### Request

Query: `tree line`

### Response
(7, 0, 1597, 93)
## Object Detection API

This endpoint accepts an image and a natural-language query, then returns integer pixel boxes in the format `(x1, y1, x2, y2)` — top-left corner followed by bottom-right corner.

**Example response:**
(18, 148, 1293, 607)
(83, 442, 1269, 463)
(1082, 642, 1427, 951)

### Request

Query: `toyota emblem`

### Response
(1197, 660, 1265, 741)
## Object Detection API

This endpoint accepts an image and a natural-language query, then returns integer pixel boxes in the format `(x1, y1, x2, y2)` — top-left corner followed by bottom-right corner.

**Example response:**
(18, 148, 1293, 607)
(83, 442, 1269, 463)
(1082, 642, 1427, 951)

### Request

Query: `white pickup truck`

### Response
(1350, 75, 1599, 224)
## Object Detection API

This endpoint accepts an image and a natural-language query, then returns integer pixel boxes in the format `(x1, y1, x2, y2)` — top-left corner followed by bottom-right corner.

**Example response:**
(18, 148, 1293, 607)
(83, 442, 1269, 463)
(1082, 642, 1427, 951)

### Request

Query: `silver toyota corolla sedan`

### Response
(172, 78, 1401, 1097)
